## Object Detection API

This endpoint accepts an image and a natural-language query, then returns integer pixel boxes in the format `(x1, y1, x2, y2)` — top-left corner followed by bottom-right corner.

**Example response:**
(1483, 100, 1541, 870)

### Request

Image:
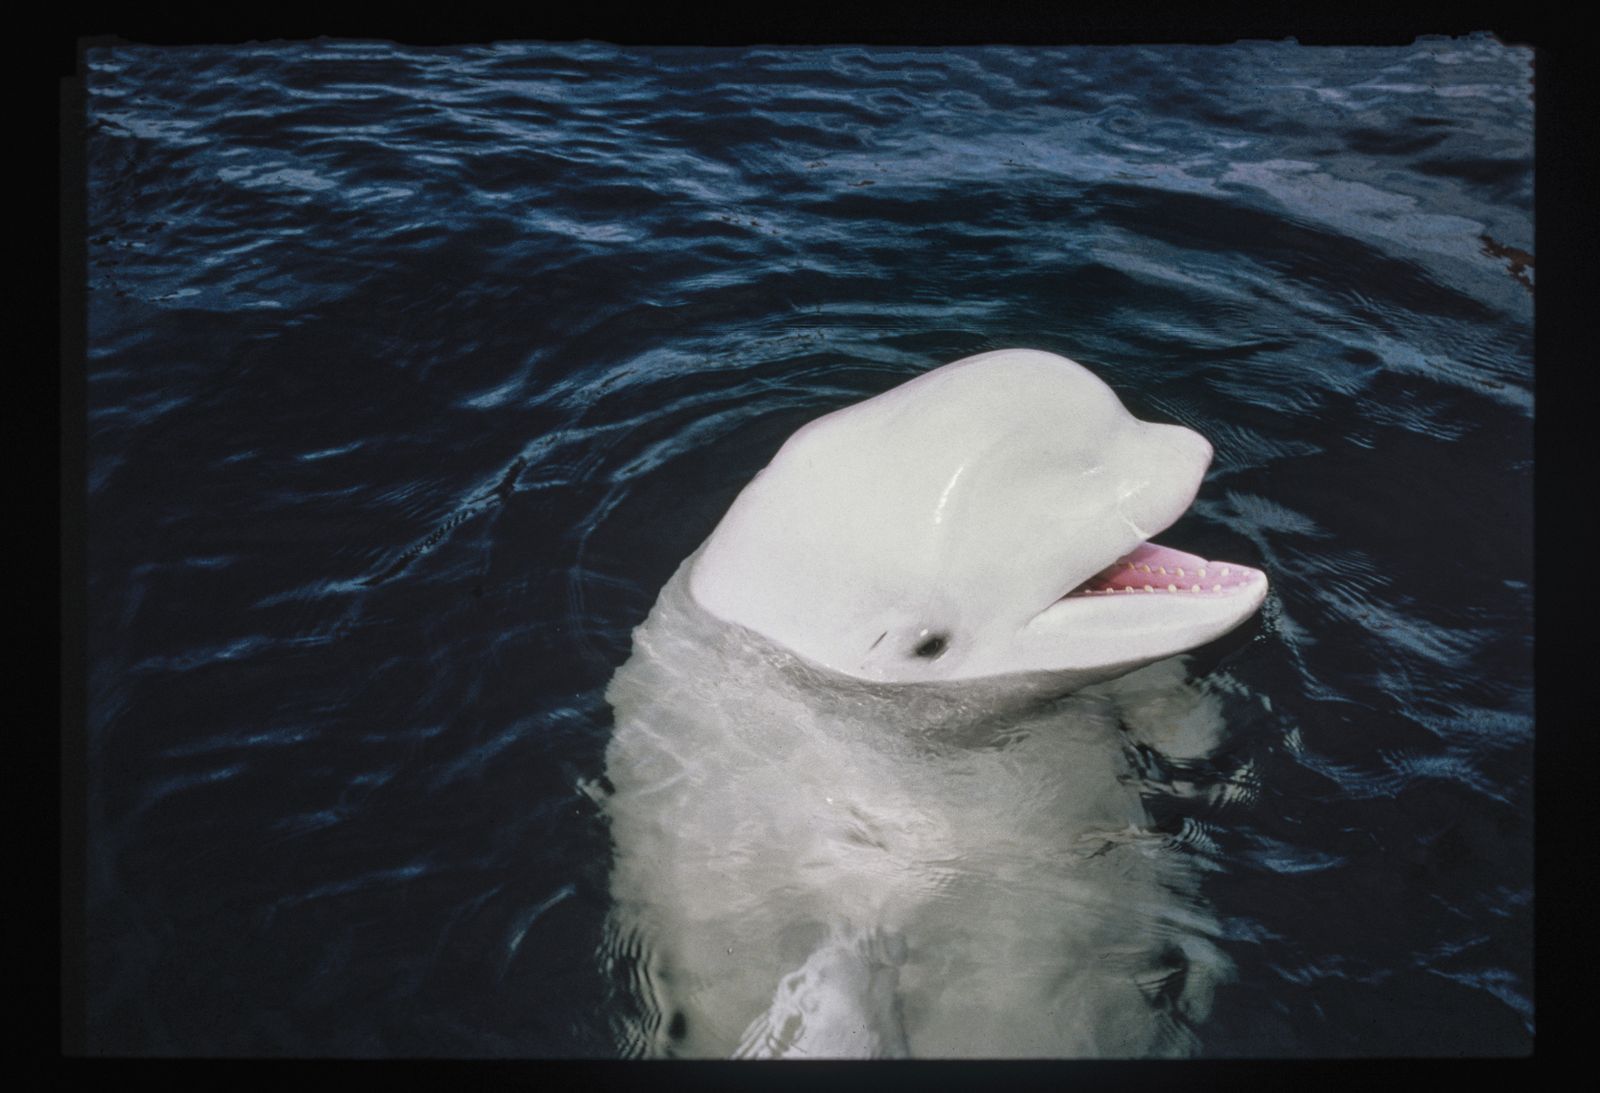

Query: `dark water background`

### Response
(80, 38, 1533, 1057)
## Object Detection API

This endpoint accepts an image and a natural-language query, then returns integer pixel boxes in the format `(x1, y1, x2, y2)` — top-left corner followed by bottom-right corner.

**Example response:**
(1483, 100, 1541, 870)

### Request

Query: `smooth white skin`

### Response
(602, 350, 1264, 1058)
(689, 349, 1267, 684)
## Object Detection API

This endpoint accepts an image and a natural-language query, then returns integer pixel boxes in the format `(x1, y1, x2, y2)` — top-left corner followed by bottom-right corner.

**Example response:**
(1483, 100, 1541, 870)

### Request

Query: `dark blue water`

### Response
(80, 39, 1533, 1057)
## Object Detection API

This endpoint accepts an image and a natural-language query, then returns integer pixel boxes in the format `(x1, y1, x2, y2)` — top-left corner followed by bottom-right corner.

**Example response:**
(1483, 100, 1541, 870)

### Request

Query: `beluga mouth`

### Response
(1055, 542, 1265, 602)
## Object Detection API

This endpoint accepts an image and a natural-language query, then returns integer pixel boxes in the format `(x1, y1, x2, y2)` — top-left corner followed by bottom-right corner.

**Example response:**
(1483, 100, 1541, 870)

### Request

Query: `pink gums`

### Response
(1061, 542, 1263, 598)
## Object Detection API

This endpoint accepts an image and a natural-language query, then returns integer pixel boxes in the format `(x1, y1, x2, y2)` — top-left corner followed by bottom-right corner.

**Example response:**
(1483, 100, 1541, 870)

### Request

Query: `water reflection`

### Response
(601, 563, 1249, 1057)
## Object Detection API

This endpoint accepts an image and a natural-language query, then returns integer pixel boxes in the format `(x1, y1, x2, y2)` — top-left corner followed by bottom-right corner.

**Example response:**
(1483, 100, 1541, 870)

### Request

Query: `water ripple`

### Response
(84, 38, 1532, 1058)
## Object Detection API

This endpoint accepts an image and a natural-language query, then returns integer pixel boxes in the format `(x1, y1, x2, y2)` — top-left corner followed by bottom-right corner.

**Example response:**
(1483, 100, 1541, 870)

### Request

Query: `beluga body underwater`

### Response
(598, 348, 1269, 1058)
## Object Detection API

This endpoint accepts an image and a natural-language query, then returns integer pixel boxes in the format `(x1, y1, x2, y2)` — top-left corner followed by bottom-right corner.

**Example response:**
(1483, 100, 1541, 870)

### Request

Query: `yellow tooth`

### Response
(1198, 568, 1207, 578)
(1140, 564, 1151, 573)
(1157, 566, 1167, 574)
(1222, 567, 1231, 576)
(1167, 583, 1177, 592)
(1176, 568, 1185, 576)
(1191, 584, 1200, 592)
(1143, 584, 1153, 592)
(1213, 584, 1221, 591)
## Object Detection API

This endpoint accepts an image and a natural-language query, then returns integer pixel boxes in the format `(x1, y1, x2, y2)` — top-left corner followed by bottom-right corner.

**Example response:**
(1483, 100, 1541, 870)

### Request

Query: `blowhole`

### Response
(913, 632, 949, 659)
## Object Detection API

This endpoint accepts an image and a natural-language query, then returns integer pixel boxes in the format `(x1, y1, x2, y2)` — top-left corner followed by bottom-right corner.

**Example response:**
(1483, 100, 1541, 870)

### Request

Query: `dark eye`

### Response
(913, 633, 948, 659)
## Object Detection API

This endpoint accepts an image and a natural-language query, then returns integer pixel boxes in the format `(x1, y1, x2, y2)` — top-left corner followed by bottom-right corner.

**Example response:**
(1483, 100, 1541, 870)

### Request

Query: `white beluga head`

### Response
(689, 348, 1267, 688)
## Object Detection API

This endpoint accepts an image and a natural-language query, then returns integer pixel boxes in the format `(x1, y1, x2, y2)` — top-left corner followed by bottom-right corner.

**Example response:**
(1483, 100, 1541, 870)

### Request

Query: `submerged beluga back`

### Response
(599, 349, 1268, 1057)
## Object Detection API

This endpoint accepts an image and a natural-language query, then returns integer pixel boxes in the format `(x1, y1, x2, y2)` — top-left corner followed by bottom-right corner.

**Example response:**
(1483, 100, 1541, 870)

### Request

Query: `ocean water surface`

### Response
(80, 37, 1533, 1057)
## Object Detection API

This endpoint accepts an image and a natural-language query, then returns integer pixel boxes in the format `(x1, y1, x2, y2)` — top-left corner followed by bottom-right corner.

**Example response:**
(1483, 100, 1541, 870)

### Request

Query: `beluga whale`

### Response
(598, 348, 1269, 1058)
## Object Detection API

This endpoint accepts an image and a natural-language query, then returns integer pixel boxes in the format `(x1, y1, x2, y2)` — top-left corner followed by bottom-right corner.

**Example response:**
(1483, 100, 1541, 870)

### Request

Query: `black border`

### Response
(58, 2, 1586, 1082)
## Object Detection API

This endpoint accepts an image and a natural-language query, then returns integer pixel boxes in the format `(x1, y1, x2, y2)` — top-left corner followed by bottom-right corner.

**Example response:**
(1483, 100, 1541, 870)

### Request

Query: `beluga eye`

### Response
(912, 631, 949, 659)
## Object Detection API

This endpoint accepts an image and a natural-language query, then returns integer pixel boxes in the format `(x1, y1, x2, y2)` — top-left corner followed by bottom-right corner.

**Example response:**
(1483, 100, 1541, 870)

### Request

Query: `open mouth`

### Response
(1058, 541, 1264, 600)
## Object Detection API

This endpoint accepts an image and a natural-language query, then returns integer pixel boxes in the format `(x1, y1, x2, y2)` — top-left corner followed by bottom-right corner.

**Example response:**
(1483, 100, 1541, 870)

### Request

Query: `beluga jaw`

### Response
(688, 349, 1268, 687)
